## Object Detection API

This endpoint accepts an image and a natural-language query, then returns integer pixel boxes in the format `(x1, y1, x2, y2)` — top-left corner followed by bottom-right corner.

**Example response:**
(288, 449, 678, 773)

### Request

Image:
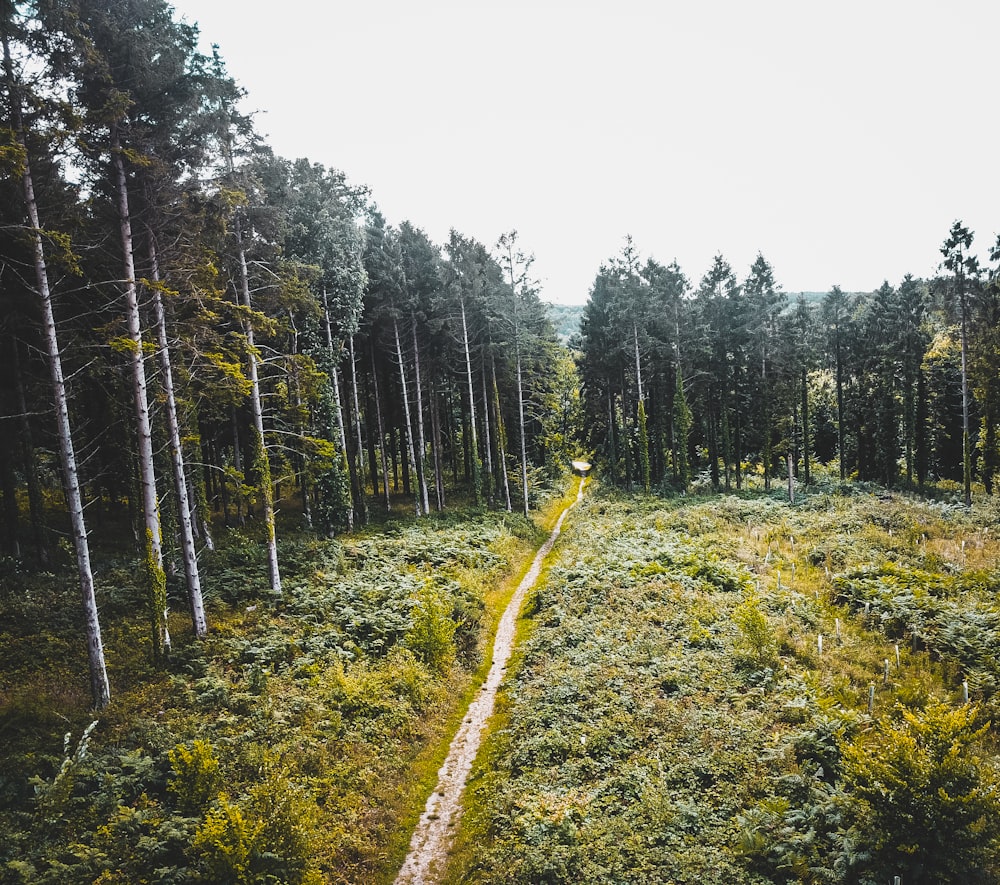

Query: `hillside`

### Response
(544, 302, 586, 344)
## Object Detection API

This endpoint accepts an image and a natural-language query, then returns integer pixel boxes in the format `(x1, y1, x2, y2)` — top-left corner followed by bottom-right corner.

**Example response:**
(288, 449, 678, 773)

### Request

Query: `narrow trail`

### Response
(393, 476, 587, 884)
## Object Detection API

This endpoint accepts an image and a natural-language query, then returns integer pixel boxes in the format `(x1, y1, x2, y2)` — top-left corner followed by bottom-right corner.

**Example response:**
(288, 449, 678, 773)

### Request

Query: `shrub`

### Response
(168, 740, 222, 815)
(840, 702, 1000, 884)
(405, 586, 457, 673)
(733, 591, 777, 667)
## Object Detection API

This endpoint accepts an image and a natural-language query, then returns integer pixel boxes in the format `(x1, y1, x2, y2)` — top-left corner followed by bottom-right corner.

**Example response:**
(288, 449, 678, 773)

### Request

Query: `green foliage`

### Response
(834, 562, 1000, 696)
(168, 740, 222, 814)
(733, 591, 778, 667)
(841, 702, 1000, 883)
(30, 720, 98, 827)
(0, 497, 536, 884)
(144, 528, 168, 661)
(405, 585, 457, 673)
(192, 771, 319, 885)
(193, 796, 261, 882)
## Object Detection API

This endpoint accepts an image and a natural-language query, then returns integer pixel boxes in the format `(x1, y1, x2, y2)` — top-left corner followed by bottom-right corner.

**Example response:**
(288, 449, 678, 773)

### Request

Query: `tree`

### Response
(1, 0, 110, 706)
(940, 220, 979, 507)
(744, 254, 785, 489)
(822, 286, 850, 481)
(209, 52, 282, 594)
(497, 230, 536, 514)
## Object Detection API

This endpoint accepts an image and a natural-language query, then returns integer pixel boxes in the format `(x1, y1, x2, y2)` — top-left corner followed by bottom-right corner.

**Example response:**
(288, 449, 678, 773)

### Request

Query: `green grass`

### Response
(0, 492, 561, 885)
(448, 481, 1000, 885)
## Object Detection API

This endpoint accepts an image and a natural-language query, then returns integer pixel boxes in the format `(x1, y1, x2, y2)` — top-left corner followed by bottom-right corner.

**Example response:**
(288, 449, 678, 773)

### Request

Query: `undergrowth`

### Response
(0, 505, 544, 884)
(452, 483, 1000, 885)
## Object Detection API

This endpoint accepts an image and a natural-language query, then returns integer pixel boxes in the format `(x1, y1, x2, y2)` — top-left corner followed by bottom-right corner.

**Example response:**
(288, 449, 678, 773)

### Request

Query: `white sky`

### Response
(170, 0, 1000, 304)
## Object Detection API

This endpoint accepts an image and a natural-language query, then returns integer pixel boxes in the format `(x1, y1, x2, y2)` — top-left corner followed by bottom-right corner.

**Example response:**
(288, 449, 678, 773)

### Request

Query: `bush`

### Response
(733, 591, 777, 667)
(405, 586, 457, 673)
(840, 702, 1000, 884)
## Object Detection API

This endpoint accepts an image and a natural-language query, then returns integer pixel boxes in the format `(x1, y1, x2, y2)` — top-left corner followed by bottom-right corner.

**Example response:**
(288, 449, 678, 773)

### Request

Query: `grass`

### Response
(0, 479, 572, 885)
(446, 479, 1000, 884)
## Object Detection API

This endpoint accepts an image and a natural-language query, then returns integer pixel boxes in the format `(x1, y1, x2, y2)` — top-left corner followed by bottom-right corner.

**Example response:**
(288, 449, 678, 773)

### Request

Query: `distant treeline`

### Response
(578, 229, 1000, 501)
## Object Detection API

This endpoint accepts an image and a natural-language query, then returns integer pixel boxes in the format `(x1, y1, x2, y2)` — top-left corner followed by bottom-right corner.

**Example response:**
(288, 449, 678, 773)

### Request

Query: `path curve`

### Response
(394, 476, 587, 884)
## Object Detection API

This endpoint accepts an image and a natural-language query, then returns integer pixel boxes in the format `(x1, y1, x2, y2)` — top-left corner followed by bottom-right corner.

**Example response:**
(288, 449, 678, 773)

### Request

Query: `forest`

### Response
(3, 1, 1000, 883)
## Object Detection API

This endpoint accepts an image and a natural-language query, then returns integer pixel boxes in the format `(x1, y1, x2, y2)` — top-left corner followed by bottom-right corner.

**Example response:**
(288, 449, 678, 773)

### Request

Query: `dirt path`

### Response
(393, 476, 587, 884)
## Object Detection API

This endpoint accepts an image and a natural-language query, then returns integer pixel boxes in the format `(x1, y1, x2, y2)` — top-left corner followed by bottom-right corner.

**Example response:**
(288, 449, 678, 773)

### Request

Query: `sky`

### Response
(169, 0, 1000, 304)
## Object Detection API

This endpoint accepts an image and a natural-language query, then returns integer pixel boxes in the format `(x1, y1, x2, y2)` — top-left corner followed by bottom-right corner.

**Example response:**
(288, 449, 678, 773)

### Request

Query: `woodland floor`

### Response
(3, 475, 1000, 884)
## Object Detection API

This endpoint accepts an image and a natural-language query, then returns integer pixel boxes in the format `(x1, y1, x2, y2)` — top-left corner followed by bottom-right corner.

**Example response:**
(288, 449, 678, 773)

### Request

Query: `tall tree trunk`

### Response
(481, 359, 495, 506)
(491, 355, 512, 512)
(370, 339, 391, 511)
(348, 334, 369, 520)
(148, 235, 207, 638)
(321, 292, 354, 530)
(233, 212, 281, 594)
(459, 296, 481, 503)
(12, 340, 48, 565)
(4, 33, 110, 706)
(607, 384, 619, 485)
(361, 370, 380, 502)
(411, 315, 430, 515)
(801, 365, 810, 485)
(761, 349, 771, 492)
(721, 405, 732, 492)
(393, 318, 421, 515)
(111, 128, 170, 654)
(515, 330, 530, 517)
(835, 328, 846, 482)
(430, 380, 445, 510)
(734, 363, 743, 491)
(958, 279, 972, 507)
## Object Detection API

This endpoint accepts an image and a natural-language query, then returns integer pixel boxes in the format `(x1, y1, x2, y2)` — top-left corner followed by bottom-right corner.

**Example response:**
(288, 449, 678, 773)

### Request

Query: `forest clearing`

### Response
(4, 474, 1000, 884)
(4, 1, 1000, 883)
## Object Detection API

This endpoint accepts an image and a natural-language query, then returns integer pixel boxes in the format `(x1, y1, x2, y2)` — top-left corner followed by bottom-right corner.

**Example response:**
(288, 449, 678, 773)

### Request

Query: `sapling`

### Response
(883, 658, 890, 683)
(895, 644, 900, 669)
(818, 634, 823, 655)
(868, 682, 875, 713)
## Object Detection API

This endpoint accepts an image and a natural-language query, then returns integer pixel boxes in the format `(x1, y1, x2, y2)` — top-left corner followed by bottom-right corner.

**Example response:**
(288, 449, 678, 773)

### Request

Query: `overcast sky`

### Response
(169, 0, 999, 304)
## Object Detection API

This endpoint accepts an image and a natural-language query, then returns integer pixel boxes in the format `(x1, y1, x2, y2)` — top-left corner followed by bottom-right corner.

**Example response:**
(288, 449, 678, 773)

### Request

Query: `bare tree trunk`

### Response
(148, 235, 207, 638)
(4, 33, 110, 707)
(347, 334, 369, 522)
(370, 339, 391, 511)
(481, 359, 494, 507)
(516, 333, 529, 518)
(233, 213, 281, 595)
(459, 296, 481, 502)
(408, 317, 430, 514)
(492, 354, 512, 512)
(322, 292, 354, 530)
(12, 340, 48, 566)
(835, 328, 845, 482)
(633, 321, 644, 404)
(111, 128, 170, 654)
(959, 281, 972, 507)
(430, 380, 445, 510)
(393, 318, 421, 516)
